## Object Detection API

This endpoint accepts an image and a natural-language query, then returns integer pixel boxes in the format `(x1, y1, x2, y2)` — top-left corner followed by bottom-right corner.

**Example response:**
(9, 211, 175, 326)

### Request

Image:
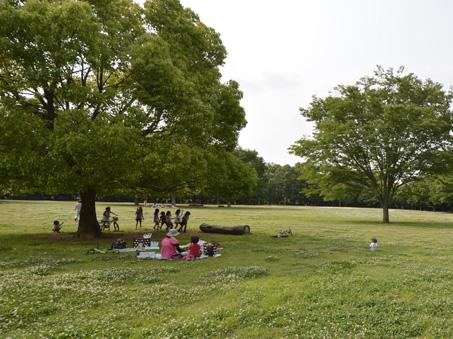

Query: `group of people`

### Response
(135, 207, 191, 232)
(153, 208, 191, 233)
(105, 206, 191, 232)
(53, 201, 191, 233)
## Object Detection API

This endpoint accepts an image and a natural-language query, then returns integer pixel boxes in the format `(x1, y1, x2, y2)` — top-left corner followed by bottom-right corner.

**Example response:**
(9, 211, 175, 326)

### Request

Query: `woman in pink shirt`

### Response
(161, 229, 183, 259)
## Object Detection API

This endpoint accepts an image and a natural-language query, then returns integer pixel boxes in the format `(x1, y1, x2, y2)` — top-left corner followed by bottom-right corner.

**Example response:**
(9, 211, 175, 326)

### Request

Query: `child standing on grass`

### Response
(74, 199, 82, 222)
(165, 210, 173, 230)
(174, 209, 182, 229)
(178, 211, 191, 233)
(135, 207, 144, 229)
(153, 208, 160, 229)
(52, 220, 63, 233)
(369, 238, 378, 251)
(159, 211, 166, 230)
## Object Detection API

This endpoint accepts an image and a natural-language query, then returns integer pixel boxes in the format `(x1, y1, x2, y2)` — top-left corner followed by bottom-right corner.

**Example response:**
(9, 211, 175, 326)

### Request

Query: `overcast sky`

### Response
(144, 0, 453, 164)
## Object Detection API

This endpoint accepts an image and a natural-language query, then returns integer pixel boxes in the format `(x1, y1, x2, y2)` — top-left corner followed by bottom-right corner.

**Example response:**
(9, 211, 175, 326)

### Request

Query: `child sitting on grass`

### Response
(52, 220, 63, 233)
(183, 235, 201, 261)
(369, 238, 379, 251)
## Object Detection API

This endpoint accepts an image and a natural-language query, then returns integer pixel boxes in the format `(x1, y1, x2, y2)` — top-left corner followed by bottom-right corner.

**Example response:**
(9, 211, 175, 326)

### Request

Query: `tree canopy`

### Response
(291, 67, 453, 223)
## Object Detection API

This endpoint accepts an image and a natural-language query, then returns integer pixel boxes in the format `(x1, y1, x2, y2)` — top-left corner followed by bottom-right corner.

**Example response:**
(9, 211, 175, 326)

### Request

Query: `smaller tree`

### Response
(235, 148, 269, 204)
(291, 67, 453, 223)
(203, 150, 257, 205)
(265, 164, 308, 205)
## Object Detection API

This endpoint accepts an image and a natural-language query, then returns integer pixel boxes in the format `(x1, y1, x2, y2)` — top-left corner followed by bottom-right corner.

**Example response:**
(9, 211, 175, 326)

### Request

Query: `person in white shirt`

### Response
(74, 200, 82, 221)
(369, 238, 379, 251)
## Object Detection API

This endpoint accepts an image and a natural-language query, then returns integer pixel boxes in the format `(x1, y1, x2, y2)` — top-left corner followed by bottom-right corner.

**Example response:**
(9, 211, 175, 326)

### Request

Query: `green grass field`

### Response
(1, 200, 452, 338)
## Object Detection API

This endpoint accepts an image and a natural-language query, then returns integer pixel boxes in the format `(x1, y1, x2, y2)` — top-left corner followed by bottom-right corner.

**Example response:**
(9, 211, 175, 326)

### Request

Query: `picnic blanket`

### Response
(137, 252, 222, 260)
(137, 252, 161, 259)
(117, 245, 159, 253)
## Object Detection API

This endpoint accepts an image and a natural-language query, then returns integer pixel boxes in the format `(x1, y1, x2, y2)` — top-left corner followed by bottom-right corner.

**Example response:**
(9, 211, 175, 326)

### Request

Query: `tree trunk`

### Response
(382, 198, 390, 224)
(171, 193, 176, 207)
(77, 189, 101, 237)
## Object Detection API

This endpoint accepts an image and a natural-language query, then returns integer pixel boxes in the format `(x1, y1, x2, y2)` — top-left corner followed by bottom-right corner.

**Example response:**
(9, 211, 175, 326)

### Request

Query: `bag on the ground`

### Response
(112, 239, 126, 249)
(205, 244, 215, 256)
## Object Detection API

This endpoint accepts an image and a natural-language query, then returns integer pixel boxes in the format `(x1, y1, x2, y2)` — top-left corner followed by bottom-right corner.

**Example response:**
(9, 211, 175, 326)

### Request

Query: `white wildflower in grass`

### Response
(1, 202, 453, 337)
(202, 266, 269, 285)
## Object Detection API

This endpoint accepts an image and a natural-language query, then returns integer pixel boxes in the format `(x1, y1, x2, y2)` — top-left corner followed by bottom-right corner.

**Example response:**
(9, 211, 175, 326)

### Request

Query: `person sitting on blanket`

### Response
(52, 220, 63, 233)
(161, 229, 183, 259)
(183, 235, 201, 261)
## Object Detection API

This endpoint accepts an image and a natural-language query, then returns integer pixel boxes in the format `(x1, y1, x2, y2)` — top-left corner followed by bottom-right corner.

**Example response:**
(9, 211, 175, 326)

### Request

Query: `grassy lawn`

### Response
(1, 200, 452, 338)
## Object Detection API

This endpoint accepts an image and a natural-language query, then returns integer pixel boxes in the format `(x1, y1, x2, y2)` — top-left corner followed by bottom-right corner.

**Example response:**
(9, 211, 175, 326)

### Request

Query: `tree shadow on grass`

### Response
(345, 219, 453, 230)
(0, 229, 201, 250)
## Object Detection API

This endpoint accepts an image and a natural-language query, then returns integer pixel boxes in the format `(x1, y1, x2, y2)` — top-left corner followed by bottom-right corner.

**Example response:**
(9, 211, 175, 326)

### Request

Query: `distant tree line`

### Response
(6, 148, 452, 214)
(188, 148, 453, 212)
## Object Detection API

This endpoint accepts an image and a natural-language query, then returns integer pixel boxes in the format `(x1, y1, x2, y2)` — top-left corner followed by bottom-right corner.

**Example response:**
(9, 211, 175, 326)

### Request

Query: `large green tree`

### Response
(130, 1, 246, 204)
(0, 0, 246, 236)
(291, 67, 453, 223)
(0, 0, 144, 235)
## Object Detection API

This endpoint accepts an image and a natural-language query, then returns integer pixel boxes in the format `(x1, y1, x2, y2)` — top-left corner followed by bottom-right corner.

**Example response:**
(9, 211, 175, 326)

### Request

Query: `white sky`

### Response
(142, 0, 453, 164)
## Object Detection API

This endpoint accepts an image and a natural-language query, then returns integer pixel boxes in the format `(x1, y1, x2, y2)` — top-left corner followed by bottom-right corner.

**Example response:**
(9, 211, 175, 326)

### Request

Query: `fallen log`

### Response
(199, 223, 251, 235)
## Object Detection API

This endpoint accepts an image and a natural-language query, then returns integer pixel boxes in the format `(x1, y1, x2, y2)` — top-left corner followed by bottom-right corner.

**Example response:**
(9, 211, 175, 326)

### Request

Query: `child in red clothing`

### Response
(184, 235, 201, 261)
